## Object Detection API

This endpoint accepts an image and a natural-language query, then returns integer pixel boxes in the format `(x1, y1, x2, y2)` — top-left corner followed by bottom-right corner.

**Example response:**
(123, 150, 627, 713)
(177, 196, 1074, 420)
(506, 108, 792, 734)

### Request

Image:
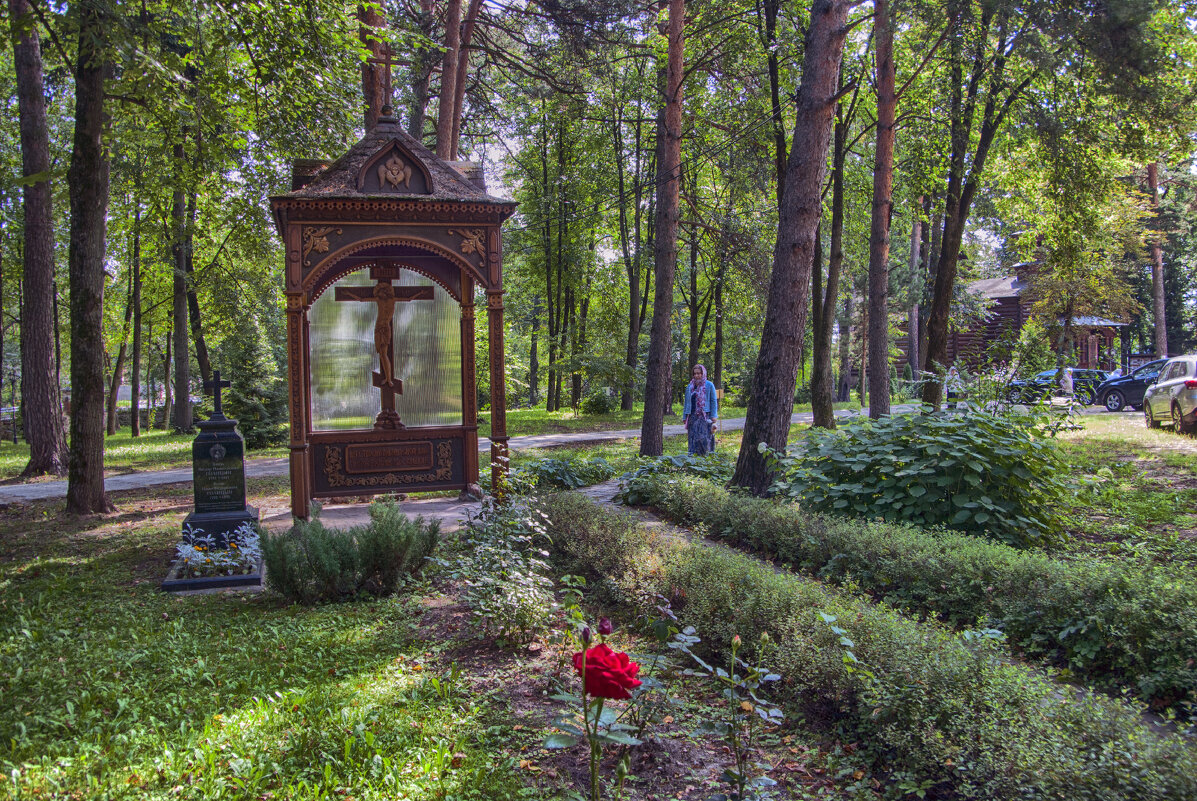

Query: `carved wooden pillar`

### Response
(286, 293, 311, 518)
(460, 274, 478, 485)
(487, 290, 508, 493)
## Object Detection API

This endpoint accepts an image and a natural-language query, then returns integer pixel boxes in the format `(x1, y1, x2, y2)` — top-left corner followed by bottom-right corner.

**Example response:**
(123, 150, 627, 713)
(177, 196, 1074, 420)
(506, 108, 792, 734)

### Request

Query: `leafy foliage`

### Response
(262, 499, 438, 603)
(442, 496, 557, 644)
(767, 410, 1073, 547)
(543, 492, 1197, 800)
(509, 455, 615, 490)
(614, 452, 734, 505)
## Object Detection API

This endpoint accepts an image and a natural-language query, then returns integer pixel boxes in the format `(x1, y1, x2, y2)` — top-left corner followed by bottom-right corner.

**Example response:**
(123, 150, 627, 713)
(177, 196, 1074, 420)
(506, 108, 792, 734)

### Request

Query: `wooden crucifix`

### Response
(334, 266, 434, 429)
(205, 370, 232, 418)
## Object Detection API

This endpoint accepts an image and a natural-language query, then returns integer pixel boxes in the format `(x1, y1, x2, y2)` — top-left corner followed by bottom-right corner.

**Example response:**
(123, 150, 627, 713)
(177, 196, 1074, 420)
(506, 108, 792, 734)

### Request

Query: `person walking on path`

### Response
(682, 364, 718, 456)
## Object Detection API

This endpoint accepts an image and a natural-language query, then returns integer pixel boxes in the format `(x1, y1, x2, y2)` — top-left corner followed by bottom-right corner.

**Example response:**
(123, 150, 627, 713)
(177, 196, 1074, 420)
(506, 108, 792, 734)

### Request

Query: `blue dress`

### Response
(683, 380, 718, 456)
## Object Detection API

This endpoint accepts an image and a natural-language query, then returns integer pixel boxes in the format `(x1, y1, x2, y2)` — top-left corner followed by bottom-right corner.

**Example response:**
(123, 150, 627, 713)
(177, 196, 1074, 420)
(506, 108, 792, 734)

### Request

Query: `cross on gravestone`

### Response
(205, 370, 232, 417)
(334, 270, 434, 429)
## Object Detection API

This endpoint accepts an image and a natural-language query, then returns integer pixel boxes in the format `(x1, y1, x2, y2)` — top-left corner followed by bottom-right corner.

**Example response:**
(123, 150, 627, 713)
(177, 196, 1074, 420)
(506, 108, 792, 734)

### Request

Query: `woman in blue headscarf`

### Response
(682, 364, 718, 456)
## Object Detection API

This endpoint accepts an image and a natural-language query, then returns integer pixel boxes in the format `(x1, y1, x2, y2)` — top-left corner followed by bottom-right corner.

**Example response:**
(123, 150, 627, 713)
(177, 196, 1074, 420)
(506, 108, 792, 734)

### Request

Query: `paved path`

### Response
(0, 403, 911, 505)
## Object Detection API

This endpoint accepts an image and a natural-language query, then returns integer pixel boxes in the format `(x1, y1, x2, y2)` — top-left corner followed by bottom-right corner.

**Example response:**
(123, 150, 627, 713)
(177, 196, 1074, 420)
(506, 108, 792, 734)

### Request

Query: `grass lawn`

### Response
(0, 429, 287, 484)
(0, 478, 867, 800)
(1058, 412, 1197, 565)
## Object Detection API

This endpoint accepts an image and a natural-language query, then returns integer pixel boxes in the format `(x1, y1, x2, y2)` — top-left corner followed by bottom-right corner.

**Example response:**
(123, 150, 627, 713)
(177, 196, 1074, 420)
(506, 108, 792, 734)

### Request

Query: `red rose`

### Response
(572, 644, 642, 700)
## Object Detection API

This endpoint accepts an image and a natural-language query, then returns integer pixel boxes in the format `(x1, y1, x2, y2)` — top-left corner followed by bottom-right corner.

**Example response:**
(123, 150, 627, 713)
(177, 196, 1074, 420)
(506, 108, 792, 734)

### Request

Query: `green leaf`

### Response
(544, 734, 579, 749)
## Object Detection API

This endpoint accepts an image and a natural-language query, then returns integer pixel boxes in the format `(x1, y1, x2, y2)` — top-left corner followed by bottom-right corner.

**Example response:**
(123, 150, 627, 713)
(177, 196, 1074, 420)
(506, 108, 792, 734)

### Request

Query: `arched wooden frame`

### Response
(285, 231, 506, 519)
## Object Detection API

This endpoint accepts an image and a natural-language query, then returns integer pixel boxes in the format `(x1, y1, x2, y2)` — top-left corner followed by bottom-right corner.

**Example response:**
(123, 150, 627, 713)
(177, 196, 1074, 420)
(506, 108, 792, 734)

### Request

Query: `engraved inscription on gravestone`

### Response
(194, 437, 246, 512)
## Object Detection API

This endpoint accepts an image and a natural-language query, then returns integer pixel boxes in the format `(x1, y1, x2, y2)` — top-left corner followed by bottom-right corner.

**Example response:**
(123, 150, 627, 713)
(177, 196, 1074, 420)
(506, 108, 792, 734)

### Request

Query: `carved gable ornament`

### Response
(357, 140, 433, 195)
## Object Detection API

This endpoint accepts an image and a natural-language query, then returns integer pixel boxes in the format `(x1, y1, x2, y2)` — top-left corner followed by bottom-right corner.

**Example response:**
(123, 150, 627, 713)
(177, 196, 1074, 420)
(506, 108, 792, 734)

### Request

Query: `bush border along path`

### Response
(636, 475, 1197, 710)
(543, 491, 1197, 801)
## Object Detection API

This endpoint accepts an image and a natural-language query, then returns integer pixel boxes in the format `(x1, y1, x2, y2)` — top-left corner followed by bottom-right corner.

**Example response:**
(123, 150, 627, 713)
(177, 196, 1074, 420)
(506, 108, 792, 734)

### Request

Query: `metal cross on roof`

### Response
(205, 370, 232, 418)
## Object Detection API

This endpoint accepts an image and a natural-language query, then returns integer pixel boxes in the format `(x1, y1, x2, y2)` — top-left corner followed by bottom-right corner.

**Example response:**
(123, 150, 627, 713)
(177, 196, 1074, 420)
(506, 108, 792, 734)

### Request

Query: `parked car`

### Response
(1006, 367, 1108, 405)
(1093, 359, 1168, 412)
(1143, 355, 1197, 432)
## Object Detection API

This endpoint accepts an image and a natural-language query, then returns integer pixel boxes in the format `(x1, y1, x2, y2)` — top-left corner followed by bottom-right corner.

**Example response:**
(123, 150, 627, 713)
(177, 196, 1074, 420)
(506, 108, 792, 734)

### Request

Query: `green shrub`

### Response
(444, 496, 557, 643)
(614, 452, 734, 505)
(637, 475, 1197, 711)
(263, 499, 438, 603)
(542, 493, 1197, 800)
(768, 409, 1072, 547)
(511, 456, 615, 490)
(580, 390, 617, 415)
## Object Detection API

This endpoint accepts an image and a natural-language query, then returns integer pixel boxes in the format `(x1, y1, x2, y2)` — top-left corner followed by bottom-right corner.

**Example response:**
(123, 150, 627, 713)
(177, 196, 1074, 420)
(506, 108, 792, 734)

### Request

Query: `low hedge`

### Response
(638, 475, 1197, 711)
(543, 492, 1197, 800)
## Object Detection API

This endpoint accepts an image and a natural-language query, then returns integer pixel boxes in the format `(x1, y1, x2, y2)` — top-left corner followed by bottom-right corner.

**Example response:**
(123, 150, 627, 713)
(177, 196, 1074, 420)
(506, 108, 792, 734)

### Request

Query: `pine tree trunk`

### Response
(10, 0, 66, 476)
(760, 0, 787, 210)
(907, 200, 922, 374)
(857, 299, 868, 408)
(1148, 162, 1168, 358)
(837, 294, 853, 401)
(639, 0, 684, 457)
(65, 1, 113, 513)
(529, 297, 540, 405)
(731, 0, 850, 492)
(359, 3, 386, 130)
(162, 331, 172, 430)
(106, 273, 133, 435)
(171, 142, 191, 432)
(407, 0, 437, 141)
(130, 200, 142, 437)
(448, 0, 483, 159)
(812, 108, 848, 429)
(867, 0, 895, 418)
(435, 0, 462, 159)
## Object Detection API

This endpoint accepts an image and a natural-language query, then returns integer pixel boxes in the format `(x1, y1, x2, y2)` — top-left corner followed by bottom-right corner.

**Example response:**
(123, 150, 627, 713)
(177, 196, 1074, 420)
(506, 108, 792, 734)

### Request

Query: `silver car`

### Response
(1143, 355, 1197, 433)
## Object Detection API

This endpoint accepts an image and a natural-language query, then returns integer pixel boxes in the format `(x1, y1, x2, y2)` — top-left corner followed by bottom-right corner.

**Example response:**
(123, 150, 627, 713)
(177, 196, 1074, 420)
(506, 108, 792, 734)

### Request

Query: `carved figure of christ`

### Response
(333, 278, 434, 427)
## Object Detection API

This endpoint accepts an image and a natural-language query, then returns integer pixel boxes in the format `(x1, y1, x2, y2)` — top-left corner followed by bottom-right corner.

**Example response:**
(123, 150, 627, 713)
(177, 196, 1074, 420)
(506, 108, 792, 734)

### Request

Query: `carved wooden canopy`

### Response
(271, 112, 516, 519)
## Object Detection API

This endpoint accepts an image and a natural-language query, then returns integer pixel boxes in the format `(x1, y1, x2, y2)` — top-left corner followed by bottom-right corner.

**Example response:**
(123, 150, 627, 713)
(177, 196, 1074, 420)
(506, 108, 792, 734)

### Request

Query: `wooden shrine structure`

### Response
(272, 110, 516, 519)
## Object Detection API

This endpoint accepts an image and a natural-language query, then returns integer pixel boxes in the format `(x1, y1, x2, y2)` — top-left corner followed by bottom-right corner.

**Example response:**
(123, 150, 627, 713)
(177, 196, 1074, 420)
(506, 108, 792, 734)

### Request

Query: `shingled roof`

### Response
(277, 111, 514, 207)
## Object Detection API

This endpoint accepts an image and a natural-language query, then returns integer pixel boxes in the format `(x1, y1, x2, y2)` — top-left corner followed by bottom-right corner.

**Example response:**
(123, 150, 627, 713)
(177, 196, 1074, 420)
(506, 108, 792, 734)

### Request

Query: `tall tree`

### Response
(435, 0, 463, 158)
(867, 0, 895, 418)
(66, 0, 114, 514)
(1147, 162, 1168, 358)
(639, 0, 684, 457)
(9, 0, 67, 475)
(731, 0, 851, 492)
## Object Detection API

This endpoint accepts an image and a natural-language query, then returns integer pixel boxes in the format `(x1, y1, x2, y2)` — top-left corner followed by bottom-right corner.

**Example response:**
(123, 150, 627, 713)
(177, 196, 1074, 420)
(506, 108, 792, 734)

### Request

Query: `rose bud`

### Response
(732, 635, 742, 648)
(598, 617, 613, 636)
(581, 626, 592, 645)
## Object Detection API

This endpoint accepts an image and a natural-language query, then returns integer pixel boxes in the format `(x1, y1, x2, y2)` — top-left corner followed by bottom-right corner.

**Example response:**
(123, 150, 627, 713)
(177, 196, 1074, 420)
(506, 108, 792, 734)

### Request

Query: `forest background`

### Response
(3, 0, 1197, 509)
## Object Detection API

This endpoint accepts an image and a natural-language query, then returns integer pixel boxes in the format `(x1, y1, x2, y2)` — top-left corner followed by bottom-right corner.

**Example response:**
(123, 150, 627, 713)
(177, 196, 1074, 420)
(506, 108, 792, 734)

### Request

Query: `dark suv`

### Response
(1093, 359, 1167, 412)
(1006, 367, 1108, 405)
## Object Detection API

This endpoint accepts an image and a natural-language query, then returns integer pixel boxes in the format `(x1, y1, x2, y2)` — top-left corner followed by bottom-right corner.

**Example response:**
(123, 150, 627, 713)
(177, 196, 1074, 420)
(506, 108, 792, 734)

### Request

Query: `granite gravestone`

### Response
(181, 371, 259, 547)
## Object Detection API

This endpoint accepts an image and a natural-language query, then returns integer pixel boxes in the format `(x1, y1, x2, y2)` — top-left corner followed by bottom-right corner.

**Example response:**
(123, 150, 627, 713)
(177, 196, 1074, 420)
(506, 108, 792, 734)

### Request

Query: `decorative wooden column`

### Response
(460, 275, 479, 486)
(487, 289, 508, 493)
(286, 293, 311, 518)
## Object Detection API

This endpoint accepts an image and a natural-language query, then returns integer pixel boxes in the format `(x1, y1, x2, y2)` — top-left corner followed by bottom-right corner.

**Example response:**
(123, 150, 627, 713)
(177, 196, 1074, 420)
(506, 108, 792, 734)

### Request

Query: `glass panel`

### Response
(308, 269, 462, 430)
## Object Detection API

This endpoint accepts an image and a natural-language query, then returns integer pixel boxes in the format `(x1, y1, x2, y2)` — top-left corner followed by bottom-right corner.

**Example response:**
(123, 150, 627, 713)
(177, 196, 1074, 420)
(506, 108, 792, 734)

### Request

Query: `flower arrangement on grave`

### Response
(176, 521, 262, 578)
